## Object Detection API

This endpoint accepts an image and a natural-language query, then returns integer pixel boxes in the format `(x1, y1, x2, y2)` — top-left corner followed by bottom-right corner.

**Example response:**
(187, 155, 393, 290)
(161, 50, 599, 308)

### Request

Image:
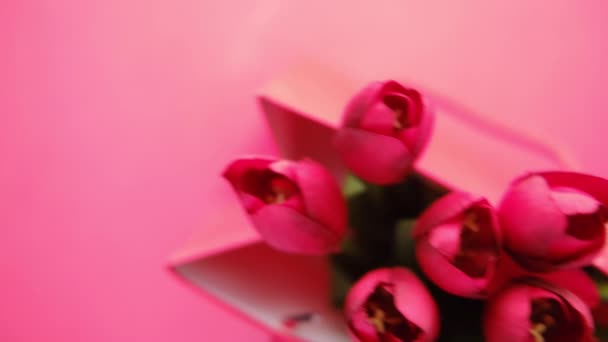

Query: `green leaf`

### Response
(596, 326, 608, 341)
(329, 261, 354, 309)
(342, 173, 366, 198)
(345, 188, 396, 266)
(586, 267, 608, 301)
(383, 173, 449, 219)
(431, 287, 485, 342)
(393, 219, 417, 267)
(600, 282, 608, 301)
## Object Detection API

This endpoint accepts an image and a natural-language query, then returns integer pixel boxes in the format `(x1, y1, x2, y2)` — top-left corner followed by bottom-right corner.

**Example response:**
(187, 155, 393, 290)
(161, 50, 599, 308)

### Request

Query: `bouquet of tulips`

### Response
(223, 80, 608, 341)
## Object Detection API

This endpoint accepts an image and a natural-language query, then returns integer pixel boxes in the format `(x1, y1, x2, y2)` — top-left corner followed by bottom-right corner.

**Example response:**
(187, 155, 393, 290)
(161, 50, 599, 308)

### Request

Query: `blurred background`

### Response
(2, 1, 608, 341)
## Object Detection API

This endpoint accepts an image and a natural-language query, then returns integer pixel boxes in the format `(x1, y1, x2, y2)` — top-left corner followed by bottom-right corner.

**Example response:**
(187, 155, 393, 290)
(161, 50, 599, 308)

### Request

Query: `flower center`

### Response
(393, 107, 408, 130)
(452, 208, 498, 278)
(364, 283, 422, 341)
(565, 205, 607, 241)
(383, 95, 412, 131)
(529, 298, 562, 342)
(242, 169, 299, 204)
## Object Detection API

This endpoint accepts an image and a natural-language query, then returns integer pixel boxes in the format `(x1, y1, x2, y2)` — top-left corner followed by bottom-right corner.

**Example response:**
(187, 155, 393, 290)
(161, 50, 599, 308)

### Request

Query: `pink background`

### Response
(2, 1, 608, 341)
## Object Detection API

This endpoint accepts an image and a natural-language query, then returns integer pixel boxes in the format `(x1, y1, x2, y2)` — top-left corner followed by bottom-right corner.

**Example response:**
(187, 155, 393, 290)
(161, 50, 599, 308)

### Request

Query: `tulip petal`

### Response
(552, 190, 601, 215)
(532, 280, 595, 330)
(387, 90, 423, 126)
(397, 126, 423, 154)
(342, 81, 385, 127)
(395, 97, 434, 156)
(235, 192, 266, 213)
(293, 159, 347, 239)
(485, 285, 535, 342)
(425, 222, 461, 258)
(539, 171, 608, 205)
(413, 191, 481, 238)
(358, 100, 400, 136)
(488, 255, 600, 309)
(250, 205, 340, 255)
(416, 238, 489, 298)
(223, 157, 279, 213)
(541, 269, 600, 309)
(593, 240, 608, 275)
(267, 159, 298, 180)
(391, 269, 440, 341)
(334, 128, 412, 184)
(545, 233, 605, 268)
(222, 156, 275, 190)
(487, 254, 531, 295)
(345, 268, 389, 316)
(499, 175, 568, 258)
(347, 309, 379, 342)
(409, 97, 434, 157)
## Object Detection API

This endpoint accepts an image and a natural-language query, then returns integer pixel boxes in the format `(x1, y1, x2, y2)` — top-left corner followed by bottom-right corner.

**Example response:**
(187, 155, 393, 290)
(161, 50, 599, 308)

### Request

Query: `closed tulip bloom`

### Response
(223, 156, 347, 255)
(345, 267, 439, 342)
(334, 80, 434, 185)
(413, 192, 501, 298)
(498, 172, 608, 272)
(484, 280, 595, 342)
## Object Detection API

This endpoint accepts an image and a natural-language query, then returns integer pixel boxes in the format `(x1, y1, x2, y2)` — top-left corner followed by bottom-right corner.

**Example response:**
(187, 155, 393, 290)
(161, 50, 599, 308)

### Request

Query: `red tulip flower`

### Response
(484, 280, 595, 342)
(345, 267, 439, 342)
(498, 172, 608, 272)
(223, 156, 347, 255)
(413, 191, 501, 298)
(334, 80, 434, 185)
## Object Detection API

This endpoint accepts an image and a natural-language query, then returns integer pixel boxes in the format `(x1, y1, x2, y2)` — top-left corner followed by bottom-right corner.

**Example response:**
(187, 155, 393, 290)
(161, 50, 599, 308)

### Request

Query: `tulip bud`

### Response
(334, 80, 434, 185)
(413, 192, 501, 298)
(223, 156, 347, 255)
(498, 172, 608, 272)
(344, 267, 439, 342)
(484, 280, 595, 342)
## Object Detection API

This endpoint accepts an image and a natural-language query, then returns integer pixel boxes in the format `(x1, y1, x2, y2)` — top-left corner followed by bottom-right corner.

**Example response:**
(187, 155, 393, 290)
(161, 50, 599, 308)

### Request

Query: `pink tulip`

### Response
(484, 280, 595, 342)
(333, 80, 434, 185)
(223, 156, 347, 255)
(413, 191, 502, 298)
(344, 267, 439, 342)
(498, 172, 608, 272)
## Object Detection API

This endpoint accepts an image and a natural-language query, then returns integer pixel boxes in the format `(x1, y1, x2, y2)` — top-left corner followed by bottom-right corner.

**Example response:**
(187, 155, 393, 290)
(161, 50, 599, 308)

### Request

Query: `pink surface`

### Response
(2, 1, 608, 341)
